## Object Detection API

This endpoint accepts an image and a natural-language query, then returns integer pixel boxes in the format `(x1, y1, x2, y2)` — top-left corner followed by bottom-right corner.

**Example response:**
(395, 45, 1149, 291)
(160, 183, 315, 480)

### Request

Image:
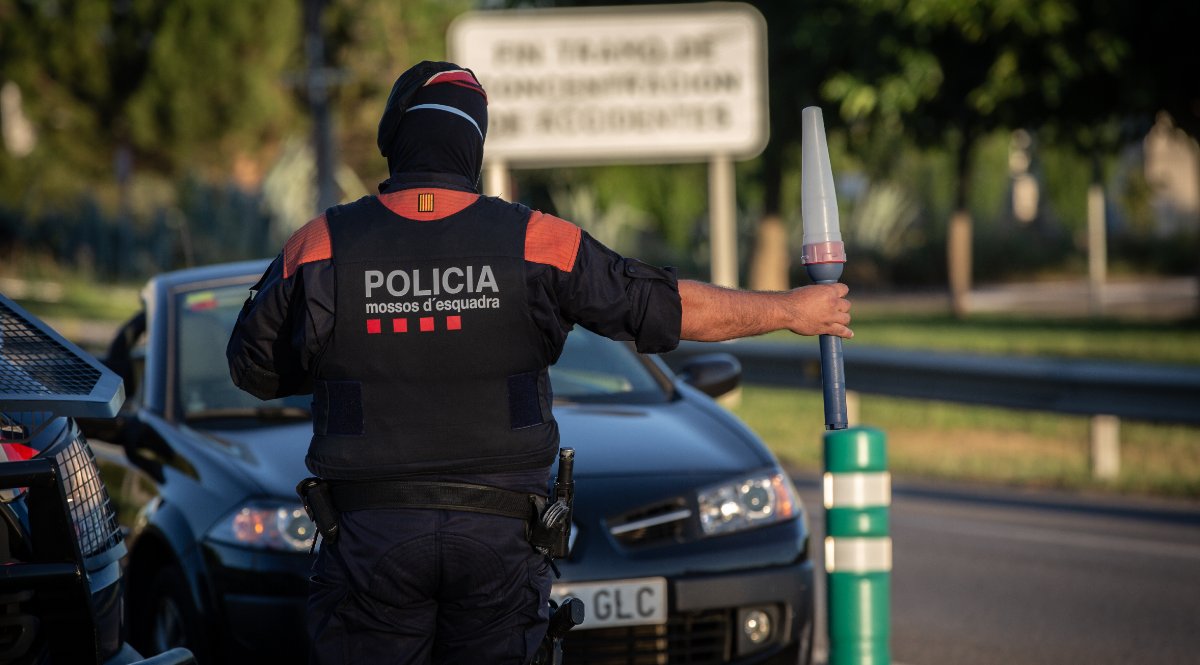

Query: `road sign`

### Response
(448, 3, 768, 166)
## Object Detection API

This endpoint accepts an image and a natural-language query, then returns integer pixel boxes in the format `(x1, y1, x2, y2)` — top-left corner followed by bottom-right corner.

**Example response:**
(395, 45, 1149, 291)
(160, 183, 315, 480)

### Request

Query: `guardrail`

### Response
(665, 340, 1200, 478)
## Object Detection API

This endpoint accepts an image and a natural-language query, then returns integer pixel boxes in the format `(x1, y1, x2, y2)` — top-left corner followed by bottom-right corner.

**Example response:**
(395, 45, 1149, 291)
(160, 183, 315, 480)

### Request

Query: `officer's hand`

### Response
(786, 284, 853, 339)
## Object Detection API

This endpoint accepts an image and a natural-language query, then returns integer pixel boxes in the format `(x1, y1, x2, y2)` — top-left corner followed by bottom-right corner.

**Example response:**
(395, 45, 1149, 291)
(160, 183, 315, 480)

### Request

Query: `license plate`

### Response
(550, 577, 667, 630)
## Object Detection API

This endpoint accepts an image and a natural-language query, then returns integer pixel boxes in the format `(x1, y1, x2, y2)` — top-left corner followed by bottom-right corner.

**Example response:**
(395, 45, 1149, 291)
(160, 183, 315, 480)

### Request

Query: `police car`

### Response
(0, 293, 194, 664)
(85, 260, 815, 665)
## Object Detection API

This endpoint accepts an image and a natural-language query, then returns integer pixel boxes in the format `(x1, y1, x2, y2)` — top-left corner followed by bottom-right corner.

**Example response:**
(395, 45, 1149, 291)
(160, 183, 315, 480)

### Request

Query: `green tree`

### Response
(324, 0, 475, 187)
(1091, 0, 1200, 308)
(0, 0, 301, 211)
(820, 0, 1131, 315)
(750, 0, 858, 290)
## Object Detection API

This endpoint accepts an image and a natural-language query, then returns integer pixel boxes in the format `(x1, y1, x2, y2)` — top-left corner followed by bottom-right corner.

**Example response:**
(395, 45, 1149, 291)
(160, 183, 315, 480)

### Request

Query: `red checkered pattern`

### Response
(366, 317, 465, 334)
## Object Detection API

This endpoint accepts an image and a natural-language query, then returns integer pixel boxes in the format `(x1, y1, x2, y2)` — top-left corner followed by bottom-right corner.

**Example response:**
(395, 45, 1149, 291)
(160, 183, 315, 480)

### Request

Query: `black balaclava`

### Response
(377, 62, 488, 193)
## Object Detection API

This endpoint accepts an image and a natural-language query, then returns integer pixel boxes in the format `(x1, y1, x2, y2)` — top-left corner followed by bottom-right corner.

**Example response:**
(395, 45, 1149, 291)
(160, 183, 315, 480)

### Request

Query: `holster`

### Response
(297, 477, 340, 545)
(534, 448, 576, 560)
(529, 497, 572, 559)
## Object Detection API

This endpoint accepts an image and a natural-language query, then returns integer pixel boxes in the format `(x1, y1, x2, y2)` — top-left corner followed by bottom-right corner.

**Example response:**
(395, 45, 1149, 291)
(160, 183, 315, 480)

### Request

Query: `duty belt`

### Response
(297, 448, 574, 563)
(328, 479, 544, 521)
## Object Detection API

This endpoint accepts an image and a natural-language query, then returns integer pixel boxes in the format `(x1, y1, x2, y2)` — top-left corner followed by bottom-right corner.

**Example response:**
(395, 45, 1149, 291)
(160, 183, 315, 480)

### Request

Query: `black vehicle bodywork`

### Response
(87, 260, 815, 665)
(0, 293, 193, 665)
(0, 413, 136, 664)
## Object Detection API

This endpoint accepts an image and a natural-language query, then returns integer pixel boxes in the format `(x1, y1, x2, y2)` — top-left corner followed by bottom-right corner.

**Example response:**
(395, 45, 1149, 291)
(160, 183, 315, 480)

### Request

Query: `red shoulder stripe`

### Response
(525, 212, 581, 272)
(282, 214, 331, 278)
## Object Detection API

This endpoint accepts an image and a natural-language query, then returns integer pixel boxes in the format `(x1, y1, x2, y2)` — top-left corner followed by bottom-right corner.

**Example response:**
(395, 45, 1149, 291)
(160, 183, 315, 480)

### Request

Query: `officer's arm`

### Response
(539, 219, 682, 355)
(678, 280, 853, 342)
(227, 215, 333, 399)
(226, 255, 311, 399)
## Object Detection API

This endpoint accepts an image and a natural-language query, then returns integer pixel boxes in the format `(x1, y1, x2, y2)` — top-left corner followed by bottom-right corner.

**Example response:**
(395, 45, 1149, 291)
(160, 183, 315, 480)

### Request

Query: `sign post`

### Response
(449, 3, 768, 287)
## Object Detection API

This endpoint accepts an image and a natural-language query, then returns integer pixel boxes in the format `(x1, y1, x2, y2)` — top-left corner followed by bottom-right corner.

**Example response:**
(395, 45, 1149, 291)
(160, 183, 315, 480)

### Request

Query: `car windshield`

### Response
(175, 282, 668, 421)
(550, 328, 667, 404)
(175, 283, 313, 421)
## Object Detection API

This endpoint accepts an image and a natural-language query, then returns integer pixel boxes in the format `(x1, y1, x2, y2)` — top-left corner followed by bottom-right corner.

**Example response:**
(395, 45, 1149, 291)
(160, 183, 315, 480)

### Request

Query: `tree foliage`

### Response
(122, 1, 301, 170)
(324, 0, 474, 185)
(0, 0, 302, 208)
(0, 0, 1194, 285)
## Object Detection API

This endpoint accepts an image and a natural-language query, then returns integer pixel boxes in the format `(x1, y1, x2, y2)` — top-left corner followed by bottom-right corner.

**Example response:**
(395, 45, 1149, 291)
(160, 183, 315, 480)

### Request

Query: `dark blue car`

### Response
(85, 260, 815, 665)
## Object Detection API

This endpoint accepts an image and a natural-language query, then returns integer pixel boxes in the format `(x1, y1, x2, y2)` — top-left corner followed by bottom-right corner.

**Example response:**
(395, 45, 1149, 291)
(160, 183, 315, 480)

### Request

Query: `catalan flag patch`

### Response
(417, 192, 434, 213)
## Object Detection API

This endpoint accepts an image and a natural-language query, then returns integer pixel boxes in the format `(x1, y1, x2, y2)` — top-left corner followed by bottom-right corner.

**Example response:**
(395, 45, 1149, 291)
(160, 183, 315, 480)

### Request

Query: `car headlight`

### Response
(697, 470, 801, 537)
(207, 500, 315, 552)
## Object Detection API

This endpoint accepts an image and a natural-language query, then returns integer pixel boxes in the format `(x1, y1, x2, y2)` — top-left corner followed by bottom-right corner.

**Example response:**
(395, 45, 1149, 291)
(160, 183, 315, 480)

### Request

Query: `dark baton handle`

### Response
(815, 278, 848, 431)
(819, 332, 848, 430)
(556, 447, 574, 497)
(552, 448, 574, 556)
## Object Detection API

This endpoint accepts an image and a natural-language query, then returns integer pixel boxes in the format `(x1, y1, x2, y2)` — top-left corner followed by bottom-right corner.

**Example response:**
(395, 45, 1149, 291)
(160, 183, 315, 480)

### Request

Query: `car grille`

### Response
(560, 609, 730, 664)
(608, 499, 691, 548)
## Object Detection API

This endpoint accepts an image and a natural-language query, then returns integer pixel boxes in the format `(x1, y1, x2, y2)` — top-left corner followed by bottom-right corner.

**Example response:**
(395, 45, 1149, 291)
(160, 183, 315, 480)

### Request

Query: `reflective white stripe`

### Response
(823, 471, 891, 509)
(824, 536, 892, 573)
(407, 104, 484, 138)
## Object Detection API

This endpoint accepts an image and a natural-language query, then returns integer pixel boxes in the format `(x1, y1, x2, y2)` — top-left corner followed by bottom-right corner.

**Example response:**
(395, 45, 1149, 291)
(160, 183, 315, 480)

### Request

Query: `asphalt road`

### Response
(792, 474, 1200, 665)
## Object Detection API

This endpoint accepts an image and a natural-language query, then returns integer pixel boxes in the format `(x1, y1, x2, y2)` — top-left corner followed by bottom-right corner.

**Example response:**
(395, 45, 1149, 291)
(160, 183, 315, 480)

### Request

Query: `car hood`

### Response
(196, 422, 313, 500)
(194, 395, 770, 495)
(554, 397, 769, 478)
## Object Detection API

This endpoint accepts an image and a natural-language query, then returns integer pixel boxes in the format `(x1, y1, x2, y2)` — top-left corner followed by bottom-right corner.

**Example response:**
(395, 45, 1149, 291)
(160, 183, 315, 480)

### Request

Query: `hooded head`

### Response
(377, 61, 488, 191)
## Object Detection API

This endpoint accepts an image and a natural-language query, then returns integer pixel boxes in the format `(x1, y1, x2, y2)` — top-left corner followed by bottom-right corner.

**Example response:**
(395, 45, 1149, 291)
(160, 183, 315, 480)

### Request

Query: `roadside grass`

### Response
(763, 312, 1200, 365)
(731, 386, 1200, 499)
(1, 269, 140, 322)
(740, 305, 1200, 498)
(16, 280, 141, 322)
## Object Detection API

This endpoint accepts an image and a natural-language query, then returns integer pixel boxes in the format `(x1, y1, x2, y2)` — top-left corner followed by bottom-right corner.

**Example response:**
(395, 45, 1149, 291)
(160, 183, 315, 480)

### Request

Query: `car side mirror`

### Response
(101, 310, 146, 400)
(677, 353, 742, 398)
(83, 412, 172, 483)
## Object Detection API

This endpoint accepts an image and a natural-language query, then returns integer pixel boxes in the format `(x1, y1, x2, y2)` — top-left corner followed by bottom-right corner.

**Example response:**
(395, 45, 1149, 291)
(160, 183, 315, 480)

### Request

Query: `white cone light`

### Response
(801, 107, 846, 266)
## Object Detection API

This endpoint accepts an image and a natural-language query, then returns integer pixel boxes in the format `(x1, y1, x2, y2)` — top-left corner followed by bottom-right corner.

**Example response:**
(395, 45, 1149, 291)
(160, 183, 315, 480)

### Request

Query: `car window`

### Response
(550, 328, 668, 404)
(175, 284, 310, 421)
(174, 282, 668, 420)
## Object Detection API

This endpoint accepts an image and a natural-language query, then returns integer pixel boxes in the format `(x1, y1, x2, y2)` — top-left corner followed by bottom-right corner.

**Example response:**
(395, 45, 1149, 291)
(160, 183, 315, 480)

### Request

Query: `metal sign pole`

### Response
(485, 159, 510, 198)
(709, 154, 739, 289)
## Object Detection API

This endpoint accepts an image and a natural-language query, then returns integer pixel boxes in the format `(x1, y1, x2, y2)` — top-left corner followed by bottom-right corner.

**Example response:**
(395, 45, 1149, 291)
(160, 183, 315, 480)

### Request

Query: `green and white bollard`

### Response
(824, 427, 891, 665)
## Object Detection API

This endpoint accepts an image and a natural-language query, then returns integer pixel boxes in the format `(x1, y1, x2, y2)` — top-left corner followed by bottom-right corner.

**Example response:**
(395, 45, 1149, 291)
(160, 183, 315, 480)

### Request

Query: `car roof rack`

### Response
(0, 293, 124, 443)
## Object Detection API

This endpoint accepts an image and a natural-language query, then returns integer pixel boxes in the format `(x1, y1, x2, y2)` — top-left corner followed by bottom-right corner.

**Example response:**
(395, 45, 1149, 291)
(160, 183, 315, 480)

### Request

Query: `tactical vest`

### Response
(305, 194, 559, 479)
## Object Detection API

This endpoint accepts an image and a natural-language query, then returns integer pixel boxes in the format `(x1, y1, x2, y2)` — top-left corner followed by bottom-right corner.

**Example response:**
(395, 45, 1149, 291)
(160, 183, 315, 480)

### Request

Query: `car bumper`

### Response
(202, 541, 311, 663)
(561, 558, 814, 665)
(677, 559, 814, 660)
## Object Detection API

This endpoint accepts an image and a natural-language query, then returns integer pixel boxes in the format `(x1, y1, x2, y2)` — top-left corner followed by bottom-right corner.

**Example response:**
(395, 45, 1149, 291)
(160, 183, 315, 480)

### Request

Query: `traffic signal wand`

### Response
(801, 106, 849, 430)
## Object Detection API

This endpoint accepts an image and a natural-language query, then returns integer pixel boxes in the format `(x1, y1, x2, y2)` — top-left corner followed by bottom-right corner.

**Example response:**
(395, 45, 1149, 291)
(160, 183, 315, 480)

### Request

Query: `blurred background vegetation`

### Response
(2, 0, 1197, 299)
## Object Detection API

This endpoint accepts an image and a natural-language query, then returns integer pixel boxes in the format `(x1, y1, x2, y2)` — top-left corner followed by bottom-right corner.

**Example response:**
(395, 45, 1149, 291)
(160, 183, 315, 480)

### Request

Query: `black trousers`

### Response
(307, 507, 552, 664)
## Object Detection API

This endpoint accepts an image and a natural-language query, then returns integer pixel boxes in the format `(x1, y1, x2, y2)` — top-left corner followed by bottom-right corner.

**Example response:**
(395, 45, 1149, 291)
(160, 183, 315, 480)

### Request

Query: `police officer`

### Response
(227, 61, 852, 665)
